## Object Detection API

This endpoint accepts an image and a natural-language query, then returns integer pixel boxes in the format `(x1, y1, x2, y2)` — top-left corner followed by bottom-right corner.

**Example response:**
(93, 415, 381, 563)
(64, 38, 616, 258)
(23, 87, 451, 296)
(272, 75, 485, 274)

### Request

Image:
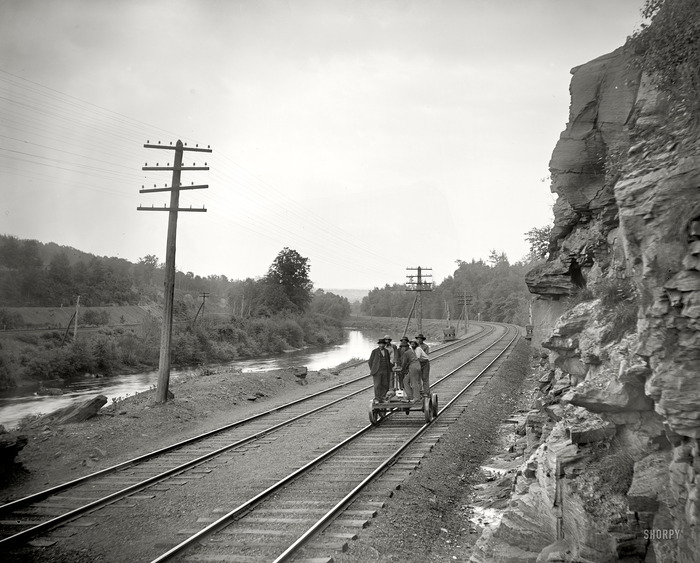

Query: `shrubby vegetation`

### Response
(0, 312, 344, 389)
(628, 0, 700, 116)
(0, 240, 351, 387)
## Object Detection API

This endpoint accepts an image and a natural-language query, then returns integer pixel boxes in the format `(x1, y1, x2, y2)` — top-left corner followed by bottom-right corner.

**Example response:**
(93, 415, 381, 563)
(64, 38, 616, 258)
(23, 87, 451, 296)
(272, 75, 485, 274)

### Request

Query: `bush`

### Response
(628, 0, 700, 116)
(16, 334, 39, 345)
(592, 278, 638, 343)
(0, 354, 15, 389)
(81, 309, 110, 326)
(569, 441, 637, 526)
(171, 331, 206, 365)
(0, 309, 24, 330)
(91, 335, 119, 374)
(24, 341, 95, 380)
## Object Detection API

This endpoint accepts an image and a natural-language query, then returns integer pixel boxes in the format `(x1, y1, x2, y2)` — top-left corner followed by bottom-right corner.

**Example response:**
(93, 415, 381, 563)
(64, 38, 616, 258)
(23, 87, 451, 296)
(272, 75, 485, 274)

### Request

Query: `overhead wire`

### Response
(0, 69, 403, 283)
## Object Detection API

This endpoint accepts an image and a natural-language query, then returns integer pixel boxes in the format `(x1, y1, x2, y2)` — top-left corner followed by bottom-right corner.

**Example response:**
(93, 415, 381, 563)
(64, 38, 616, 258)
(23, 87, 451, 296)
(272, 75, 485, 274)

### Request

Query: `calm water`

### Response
(0, 329, 393, 430)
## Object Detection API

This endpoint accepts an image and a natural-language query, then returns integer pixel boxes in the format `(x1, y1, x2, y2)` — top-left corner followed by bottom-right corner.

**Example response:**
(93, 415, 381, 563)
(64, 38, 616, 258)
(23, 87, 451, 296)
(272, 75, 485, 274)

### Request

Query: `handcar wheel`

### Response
(431, 393, 439, 417)
(424, 397, 433, 423)
(369, 406, 379, 425)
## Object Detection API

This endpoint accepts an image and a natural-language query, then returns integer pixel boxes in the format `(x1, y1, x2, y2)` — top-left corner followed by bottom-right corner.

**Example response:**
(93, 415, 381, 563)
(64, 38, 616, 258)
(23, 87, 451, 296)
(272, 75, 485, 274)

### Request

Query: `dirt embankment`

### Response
(1, 365, 346, 500)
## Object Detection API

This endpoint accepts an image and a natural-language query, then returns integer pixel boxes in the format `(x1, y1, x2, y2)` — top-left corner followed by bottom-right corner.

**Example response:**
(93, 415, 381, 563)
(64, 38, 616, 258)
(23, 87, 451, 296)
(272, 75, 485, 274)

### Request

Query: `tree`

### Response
(525, 225, 552, 260)
(48, 252, 73, 305)
(488, 250, 510, 267)
(311, 289, 351, 320)
(264, 248, 313, 313)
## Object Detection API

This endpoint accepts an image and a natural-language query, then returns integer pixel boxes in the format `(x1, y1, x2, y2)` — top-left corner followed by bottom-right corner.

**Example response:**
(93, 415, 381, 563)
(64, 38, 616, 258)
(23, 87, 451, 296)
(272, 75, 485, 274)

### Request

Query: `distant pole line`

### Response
(405, 266, 432, 334)
(402, 294, 418, 338)
(192, 292, 210, 328)
(457, 291, 473, 335)
(138, 140, 212, 404)
(73, 295, 80, 341)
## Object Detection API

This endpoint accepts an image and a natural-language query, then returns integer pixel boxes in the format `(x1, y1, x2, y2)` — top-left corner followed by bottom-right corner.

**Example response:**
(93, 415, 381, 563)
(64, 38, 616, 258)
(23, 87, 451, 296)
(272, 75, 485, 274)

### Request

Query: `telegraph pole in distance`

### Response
(457, 290, 473, 335)
(192, 292, 209, 327)
(138, 139, 212, 403)
(73, 295, 80, 341)
(406, 266, 432, 334)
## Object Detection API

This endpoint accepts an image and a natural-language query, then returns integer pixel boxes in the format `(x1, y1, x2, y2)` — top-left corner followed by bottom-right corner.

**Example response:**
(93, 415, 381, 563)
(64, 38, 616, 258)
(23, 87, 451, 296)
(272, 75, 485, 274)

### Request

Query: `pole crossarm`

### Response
(137, 206, 207, 212)
(144, 143, 212, 153)
(142, 166, 209, 171)
(405, 266, 433, 292)
(140, 184, 209, 194)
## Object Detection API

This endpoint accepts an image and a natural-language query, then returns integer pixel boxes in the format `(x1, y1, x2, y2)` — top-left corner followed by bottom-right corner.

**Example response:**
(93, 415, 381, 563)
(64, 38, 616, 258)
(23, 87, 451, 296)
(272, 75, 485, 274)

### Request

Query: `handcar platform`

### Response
(369, 392, 438, 425)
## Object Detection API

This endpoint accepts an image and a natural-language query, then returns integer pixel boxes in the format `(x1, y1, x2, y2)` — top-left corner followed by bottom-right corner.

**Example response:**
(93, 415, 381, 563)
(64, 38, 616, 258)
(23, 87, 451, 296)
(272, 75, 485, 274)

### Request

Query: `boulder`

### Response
(567, 417, 616, 445)
(289, 366, 308, 379)
(562, 378, 653, 413)
(33, 395, 108, 426)
(525, 261, 575, 298)
(627, 450, 670, 513)
(0, 434, 28, 472)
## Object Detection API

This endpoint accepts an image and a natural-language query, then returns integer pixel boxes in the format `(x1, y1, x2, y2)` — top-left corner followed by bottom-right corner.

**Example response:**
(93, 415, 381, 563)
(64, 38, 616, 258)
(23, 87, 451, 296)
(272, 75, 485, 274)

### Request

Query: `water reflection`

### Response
(232, 329, 377, 372)
(0, 329, 381, 430)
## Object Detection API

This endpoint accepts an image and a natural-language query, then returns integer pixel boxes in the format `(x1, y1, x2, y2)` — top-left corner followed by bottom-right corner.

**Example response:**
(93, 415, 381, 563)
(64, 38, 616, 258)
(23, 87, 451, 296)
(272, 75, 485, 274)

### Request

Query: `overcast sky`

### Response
(1, 0, 644, 290)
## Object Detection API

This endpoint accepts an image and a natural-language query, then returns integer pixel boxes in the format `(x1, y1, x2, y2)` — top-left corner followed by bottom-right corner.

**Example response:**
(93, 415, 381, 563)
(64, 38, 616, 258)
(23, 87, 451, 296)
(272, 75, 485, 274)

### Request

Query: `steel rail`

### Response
(0, 324, 491, 514)
(0, 325, 496, 548)
(148, 324, 517, 563)
(274, 324, 520, 562)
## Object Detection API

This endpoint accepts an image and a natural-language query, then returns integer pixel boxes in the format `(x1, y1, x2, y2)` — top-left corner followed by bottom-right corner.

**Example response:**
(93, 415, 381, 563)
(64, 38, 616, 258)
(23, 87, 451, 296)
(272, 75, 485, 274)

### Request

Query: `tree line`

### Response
(0, 236, 350, 322)
(361, 250, 542, 326)
(0, 239, 352, 388)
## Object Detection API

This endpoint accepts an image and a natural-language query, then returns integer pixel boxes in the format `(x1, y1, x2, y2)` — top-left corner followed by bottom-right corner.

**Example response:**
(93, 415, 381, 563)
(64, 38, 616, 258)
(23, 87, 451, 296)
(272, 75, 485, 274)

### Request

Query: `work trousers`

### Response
(402, 361, 422, 401)
(419, 360, 430, 397)
(372, 369, 390, 401)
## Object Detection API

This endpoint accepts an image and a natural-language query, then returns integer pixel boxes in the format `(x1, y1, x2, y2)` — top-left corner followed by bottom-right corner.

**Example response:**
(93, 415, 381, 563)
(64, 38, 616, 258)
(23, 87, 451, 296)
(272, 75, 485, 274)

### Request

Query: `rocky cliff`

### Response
(472, 41, 700, 563)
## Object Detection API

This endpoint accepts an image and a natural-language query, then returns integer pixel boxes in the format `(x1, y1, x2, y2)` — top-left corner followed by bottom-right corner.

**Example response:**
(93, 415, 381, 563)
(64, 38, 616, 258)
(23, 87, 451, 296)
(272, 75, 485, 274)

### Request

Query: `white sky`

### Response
(0, 0, 644, 290)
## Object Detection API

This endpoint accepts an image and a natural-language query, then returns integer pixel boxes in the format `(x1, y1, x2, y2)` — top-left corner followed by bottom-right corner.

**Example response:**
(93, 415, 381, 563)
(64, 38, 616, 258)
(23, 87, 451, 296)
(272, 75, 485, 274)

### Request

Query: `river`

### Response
(0, 329, 396, 430)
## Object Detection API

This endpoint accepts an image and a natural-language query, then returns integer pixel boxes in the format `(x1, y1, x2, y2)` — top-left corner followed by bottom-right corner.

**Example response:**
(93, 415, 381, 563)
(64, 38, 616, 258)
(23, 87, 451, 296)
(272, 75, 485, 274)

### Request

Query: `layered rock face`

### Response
(473, 45, 700, 563)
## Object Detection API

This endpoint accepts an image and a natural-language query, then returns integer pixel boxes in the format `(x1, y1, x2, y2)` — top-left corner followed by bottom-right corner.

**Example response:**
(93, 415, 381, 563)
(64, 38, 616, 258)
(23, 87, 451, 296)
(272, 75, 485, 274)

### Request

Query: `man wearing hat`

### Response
(383, 335, 398, 368)
(415, 333, 430, 397)
(368, 338, 391, 402)
(395, 336, 410, 389)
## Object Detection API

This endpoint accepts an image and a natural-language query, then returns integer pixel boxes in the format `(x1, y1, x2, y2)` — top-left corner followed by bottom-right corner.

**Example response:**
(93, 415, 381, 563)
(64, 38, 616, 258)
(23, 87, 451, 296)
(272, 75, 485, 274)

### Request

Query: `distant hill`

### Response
(323, 289, 369, 303)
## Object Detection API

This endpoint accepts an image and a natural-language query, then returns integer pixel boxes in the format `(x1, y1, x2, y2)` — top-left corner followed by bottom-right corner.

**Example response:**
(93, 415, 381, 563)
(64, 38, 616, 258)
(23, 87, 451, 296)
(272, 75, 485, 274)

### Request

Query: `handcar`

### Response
(369, 367, 438, 425)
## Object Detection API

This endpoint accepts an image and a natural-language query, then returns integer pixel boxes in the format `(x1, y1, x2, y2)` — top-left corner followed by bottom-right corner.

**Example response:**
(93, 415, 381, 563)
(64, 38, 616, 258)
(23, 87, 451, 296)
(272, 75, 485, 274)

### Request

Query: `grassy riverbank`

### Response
(0, 313, 344, 390)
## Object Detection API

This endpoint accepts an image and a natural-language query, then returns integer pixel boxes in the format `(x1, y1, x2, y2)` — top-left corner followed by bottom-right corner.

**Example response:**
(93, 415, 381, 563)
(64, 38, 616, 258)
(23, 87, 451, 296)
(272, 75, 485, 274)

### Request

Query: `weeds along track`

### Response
(0, 322, 512, 561)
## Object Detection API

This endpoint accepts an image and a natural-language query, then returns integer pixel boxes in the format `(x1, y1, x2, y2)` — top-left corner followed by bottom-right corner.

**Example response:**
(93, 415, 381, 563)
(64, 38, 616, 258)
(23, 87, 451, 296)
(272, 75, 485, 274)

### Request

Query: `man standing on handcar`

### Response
(415, 333, 430, 397)
(368, 338, 391, 403)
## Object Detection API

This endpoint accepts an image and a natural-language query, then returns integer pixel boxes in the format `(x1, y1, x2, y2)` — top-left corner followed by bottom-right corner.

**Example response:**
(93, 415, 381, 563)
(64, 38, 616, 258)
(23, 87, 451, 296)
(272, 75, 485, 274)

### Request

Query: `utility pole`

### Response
(192, 292, 209, 327)
(73, 295, 80, 341)
(457, 291, 473, 335)
(406, 266, 432, 334)
(138, 139, 211, 403)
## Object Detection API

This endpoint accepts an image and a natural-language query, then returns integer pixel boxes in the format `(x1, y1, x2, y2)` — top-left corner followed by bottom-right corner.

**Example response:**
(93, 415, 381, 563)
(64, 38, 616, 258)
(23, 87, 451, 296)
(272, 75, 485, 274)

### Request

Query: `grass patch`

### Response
(592, 278, 638, 343)
(569, 440, 637, 526)
(331, 357, 365, 371)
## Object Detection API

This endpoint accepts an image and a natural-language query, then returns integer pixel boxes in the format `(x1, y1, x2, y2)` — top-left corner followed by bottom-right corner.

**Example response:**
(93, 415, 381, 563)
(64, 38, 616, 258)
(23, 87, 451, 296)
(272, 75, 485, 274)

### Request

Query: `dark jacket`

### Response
(368, 347, 391, 376)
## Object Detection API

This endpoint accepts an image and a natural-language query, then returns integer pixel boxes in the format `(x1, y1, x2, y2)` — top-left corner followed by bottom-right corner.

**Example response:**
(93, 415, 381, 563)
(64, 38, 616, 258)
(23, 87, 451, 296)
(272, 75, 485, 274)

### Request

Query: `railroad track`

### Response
(0, 322, 517, 562)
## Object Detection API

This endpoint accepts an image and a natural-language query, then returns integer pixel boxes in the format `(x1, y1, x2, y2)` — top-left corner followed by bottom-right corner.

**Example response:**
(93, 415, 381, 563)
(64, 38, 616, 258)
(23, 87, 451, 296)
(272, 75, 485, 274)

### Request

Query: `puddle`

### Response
(469, 505, 504, 528)
(480, 464, 510, 477)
